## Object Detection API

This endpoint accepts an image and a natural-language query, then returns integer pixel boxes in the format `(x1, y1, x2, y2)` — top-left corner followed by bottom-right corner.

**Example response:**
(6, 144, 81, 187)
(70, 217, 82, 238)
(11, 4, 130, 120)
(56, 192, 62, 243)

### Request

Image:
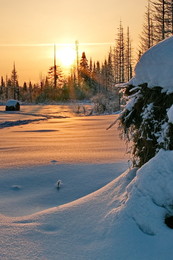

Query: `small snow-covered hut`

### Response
(5, 99, 20, 111)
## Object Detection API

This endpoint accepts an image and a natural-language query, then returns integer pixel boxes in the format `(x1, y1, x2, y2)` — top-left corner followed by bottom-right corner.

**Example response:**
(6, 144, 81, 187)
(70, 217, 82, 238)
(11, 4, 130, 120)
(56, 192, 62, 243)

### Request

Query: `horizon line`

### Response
(0, 42, 114, 47)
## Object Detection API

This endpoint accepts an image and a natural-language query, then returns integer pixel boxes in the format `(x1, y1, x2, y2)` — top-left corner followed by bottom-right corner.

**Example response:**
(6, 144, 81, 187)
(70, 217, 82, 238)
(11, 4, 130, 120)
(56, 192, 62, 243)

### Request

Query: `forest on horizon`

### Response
(0, 0, 172, 104)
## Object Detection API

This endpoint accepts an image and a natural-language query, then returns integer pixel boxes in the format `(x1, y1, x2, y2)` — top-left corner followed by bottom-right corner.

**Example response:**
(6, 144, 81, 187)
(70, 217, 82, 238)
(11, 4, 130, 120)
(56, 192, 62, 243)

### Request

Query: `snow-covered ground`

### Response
(0, 104, 126, 168)
(0, 104, 172, 260)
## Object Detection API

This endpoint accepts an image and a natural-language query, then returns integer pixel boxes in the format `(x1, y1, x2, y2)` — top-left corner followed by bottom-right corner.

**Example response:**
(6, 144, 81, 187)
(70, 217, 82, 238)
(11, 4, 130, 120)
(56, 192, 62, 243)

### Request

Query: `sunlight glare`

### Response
(57, 45, 76, 68)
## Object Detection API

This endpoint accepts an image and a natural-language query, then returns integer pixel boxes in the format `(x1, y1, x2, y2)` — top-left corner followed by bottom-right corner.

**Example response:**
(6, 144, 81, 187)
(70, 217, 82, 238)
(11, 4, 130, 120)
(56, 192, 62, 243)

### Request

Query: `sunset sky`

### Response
(0, 0, 146, 84)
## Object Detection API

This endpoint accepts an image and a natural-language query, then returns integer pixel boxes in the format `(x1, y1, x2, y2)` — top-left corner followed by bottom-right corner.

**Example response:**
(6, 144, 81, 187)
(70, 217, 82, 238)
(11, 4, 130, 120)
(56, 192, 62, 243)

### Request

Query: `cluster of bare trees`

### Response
(112, 22, 133, 84)
(114, 0, 173, 84)
(139, 0, 173, 54)
(113, 0, 173, 84)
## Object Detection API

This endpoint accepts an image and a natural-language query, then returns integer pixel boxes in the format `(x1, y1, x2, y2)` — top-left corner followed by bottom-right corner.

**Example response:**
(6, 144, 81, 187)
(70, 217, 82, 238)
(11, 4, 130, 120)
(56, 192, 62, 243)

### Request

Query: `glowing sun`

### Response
(57, 46, 76, 67)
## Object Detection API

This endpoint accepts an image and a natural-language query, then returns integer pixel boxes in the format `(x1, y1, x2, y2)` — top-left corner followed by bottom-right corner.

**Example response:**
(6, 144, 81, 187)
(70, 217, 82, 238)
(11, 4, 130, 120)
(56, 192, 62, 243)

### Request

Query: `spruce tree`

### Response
(29, 82, 33, 102)
(79, 52, 92, 89)
(0, 76, 5, 100)
(119, 37, 173, 167)
(11, 63, 18, 99)
(47, 65, 63, 88)
(23, 82, 27, 92)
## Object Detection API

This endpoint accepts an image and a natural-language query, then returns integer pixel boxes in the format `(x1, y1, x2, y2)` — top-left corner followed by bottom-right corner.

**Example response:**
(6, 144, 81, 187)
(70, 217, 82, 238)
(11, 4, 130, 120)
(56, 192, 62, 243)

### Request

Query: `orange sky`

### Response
(0, 0, 146, 84)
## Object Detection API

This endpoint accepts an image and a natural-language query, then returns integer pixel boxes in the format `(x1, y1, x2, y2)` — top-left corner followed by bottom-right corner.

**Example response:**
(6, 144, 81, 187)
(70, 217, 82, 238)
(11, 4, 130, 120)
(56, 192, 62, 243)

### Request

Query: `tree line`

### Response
(0, 24, 132, 103)
(0, 0, 171, 103)
(0, 50, 117, 103)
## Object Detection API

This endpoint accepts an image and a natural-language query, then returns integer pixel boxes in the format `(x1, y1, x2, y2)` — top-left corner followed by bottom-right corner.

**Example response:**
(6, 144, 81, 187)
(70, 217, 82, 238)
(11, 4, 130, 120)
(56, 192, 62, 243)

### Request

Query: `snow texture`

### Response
(1, 149, 173, 259)
(129, 36, 173, 93)
(6, 99, 20, 106)
(167, 105, 173, 123)
(1, 105, 173, 260)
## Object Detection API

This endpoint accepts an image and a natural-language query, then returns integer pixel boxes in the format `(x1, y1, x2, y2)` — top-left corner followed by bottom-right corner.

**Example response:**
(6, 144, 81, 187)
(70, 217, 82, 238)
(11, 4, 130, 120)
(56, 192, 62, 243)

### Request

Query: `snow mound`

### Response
(2, 149, 173, 259)
(122, 149, 173, 235)
(129, 36, 173, 93)
(105, 149, 173, 237)
(6, 99, 20, 106)
(2, 151, 173, 259)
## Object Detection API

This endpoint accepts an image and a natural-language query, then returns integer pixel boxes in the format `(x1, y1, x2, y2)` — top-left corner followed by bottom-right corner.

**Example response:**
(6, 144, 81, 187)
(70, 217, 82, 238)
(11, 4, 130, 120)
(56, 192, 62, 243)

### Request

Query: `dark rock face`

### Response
(165, 215, 173, 229)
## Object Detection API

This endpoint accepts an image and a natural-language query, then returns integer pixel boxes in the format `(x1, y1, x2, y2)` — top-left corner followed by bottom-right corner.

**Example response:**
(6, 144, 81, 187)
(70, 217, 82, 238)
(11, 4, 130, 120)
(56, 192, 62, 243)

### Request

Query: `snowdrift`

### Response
(129, 36, 173, 93)
(1, 150, 173, 260)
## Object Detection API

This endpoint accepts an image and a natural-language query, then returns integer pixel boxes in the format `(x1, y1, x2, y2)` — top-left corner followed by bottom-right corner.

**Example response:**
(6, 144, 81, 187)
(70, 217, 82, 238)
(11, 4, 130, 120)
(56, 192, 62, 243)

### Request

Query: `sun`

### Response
(57, 45, 76, 68)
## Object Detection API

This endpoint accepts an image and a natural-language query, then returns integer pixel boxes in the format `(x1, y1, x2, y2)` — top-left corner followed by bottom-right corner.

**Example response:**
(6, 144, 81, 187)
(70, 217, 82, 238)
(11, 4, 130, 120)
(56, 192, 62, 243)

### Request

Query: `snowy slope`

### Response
(129, 36, 173, 93)
(1, 150, 173, 260)
(1, 105, 173, 260)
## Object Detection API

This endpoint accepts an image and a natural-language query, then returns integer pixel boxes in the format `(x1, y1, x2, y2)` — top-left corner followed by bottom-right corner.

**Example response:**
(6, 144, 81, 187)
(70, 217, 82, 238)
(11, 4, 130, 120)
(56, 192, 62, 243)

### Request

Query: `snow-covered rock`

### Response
(6, 99, 20, 111)
(129, 36, 173, 93)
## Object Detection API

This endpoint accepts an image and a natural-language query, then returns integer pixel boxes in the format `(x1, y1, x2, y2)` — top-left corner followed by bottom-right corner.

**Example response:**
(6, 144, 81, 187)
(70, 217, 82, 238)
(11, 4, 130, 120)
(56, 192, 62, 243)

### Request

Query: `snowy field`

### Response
(1, 104, 173, 260)
(0, 104, 129, 259)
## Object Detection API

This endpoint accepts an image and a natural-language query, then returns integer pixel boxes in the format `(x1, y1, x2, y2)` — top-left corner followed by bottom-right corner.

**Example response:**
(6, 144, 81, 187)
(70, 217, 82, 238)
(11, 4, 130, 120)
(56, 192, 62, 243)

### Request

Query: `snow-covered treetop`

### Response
(129, 36, 173, 93)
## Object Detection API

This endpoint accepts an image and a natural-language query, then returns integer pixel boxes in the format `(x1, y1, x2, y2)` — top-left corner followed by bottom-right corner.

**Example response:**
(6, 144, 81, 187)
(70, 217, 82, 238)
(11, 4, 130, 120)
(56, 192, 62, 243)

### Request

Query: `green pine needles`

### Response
(120, 83, 173, 167)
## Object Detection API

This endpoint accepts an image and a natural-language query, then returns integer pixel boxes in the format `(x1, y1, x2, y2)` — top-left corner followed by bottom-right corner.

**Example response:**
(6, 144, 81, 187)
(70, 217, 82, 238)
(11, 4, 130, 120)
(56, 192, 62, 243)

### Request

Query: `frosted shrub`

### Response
(91, 93, 119, 114)
(72, 103, 87, 115)
(55, 180, 62, 189)
(120, 83, 173, 167)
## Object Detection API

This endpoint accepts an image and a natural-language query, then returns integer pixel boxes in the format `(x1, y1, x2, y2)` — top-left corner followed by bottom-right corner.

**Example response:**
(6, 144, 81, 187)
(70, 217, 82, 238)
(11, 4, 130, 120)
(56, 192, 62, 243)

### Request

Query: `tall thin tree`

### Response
(125, 27, 133, 81)
(139, 1, 155, 53)
(114, 21, 125, 83)
(54, 44, 57, 89)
